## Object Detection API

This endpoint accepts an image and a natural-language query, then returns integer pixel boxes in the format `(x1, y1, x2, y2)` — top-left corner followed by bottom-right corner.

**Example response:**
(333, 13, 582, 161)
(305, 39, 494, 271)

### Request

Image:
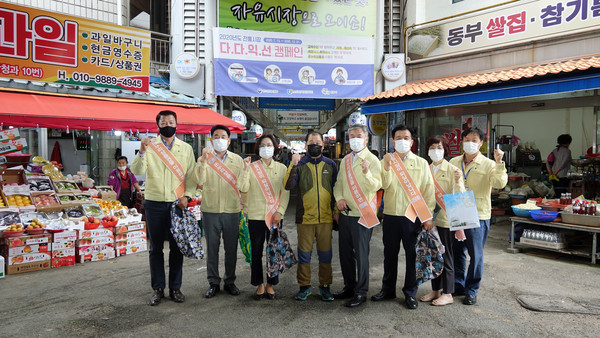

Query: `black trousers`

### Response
(381, 215, 420, 297)
(431, 227, 455, 294)
(248, 220, 279, 286)
(145, 200, 183, 291)
(338, 215, 373, 297)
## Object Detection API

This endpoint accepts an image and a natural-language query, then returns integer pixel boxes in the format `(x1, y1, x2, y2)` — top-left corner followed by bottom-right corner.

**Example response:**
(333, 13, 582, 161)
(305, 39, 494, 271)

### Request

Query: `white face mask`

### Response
(428, 149, 444, 163)
(394, 139, 412, 154)
(463, 141, 480, 155)
(349, 137, 365, 152)
(118, 166, 127, 171)
(259, 146, 274, 159)
(212, 138, 228, 152)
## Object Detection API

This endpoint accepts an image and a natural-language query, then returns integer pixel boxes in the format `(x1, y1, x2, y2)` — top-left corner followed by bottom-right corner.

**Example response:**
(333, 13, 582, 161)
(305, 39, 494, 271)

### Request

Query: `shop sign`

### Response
(381, 57, 405, 81)
(277, 110, 319, 125)
(173, 53, 200, 79)
(219, 0, 376, 37)
(406, 0, 600, 63)
(213, 27, 374, 99)
(231, 110, 247, 127)
(258, 98, 335, 110)
(0, 2, 150, 92)
(367, 114, 387, 136)
(249, 124, 263, 138)
(347, 112, 366, 126)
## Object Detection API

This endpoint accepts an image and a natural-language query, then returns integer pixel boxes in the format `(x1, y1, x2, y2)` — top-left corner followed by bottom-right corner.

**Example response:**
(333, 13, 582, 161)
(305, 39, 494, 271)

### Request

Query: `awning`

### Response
(0, 91, 245, 134)
(361, 54, 600, 114)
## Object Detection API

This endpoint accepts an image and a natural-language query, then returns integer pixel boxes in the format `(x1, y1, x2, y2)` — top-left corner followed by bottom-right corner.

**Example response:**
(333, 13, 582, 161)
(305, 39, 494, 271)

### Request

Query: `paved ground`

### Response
(2, 202, 600, 337)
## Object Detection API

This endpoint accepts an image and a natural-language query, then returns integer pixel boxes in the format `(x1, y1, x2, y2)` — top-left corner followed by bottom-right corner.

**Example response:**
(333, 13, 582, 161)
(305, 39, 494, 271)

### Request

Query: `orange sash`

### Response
(250, 161, 280, 228)
(389, 152, 433, 223)
(430, 165, 447, 212)
(148, 140, 186, 199)
(344, 154, 379, 228)
(206, 152, 241, 200)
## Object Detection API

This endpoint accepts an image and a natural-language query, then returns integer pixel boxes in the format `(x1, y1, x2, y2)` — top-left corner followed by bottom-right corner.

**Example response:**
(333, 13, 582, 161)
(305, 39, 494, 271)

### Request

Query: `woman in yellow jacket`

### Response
(238, 134, 290, 300)
(419, 135, 465, 306)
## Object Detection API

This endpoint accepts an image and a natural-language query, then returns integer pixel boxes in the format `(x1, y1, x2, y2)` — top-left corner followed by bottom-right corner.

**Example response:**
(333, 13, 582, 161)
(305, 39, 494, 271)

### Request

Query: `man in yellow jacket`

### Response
(333, 124, 382, 308)
(131, 110, 197, 306)
(449, 127, 507, 306)
(371, 125, 436, 310)
(196, 125, 244, 299)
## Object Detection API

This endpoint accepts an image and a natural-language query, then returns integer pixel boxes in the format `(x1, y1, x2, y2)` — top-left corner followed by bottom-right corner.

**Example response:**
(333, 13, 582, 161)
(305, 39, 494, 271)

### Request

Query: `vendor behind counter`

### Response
(107, 156, 141, 208)
(546, 134, 572, 196)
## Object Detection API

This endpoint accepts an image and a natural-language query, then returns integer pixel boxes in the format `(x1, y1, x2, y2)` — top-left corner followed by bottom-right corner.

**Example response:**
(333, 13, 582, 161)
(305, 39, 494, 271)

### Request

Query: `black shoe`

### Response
(345, 294, 367, 308)
(253, 292, 265, 300)
(371, 290, 396, 301)
(266, 292, 276, 300)
(205, 284, 220, 298)
(333, 287, 354, 300)
(169, 289, 185, 303)
(405, 296, 418, 309)
(150, 289, 164, 306)
(224, 283, 240, 296)
(463, 294, 477, 305)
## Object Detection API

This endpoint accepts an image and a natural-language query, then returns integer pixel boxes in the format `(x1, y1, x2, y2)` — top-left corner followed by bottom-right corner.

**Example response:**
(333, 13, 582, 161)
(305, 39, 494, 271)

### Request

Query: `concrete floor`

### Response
(2, 203, 600, 337)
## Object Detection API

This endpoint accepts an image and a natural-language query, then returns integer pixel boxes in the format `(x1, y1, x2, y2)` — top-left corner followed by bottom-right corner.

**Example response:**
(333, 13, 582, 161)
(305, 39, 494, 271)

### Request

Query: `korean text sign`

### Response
(219, 0, 376, 37)
(406, 0, 600, 63)
(0, 2, 150, 92)
(213, 27, 374, 99)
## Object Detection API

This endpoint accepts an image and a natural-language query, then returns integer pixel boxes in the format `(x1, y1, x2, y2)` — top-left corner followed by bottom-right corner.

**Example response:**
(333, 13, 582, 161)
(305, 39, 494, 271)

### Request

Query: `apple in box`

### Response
(85, 216, 101, 224)
(101, 215, 118, 222)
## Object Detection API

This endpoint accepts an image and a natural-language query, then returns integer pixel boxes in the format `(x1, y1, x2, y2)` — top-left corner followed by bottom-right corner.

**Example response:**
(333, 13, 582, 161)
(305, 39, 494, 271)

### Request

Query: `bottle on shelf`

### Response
(567, 193, 572, 205)
(573, 200, 581, 214)
(560, 193, 565, 205)
(590, 201, 597, 216)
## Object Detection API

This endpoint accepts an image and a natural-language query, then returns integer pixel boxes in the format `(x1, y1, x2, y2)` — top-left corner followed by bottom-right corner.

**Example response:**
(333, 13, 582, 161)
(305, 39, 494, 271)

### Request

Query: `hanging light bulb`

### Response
(88, 127, 91, 135)
(66, 125, 70, 134)
(192, 131, 195, 138)
(36, 124, 40, 132)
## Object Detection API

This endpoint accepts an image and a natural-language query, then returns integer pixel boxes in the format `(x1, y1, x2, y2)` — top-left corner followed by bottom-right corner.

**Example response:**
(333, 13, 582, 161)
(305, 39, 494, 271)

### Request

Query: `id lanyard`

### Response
(461, 158, 474, 190)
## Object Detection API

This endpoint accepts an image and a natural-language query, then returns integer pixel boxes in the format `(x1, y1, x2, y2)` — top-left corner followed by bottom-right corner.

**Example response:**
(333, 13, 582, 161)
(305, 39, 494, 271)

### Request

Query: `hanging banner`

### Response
(218, 0, 376, 37)
(0, 2, 150, 92)
(213, 27, 374, 99)
(406, 0, 600, 63)
(277, 110, 319, 125)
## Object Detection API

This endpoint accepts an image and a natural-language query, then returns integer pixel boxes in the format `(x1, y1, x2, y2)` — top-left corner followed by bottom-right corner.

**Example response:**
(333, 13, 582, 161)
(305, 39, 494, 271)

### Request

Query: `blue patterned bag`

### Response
(415, 228, 445, 286)
(170, 201, 204, 260)
(266, 226, 297, 278)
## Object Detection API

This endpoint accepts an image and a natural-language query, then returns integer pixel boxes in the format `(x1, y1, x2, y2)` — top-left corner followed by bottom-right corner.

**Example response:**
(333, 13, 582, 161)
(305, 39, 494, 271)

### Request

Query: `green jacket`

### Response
(284, 155, 338, 224)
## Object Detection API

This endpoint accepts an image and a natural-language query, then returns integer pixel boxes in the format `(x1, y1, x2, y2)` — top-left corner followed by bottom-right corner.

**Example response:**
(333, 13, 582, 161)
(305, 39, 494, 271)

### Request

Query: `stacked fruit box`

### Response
(51, 230, 77, 268)
(114, 221, 147, 257)
(1, 234, 52, 274)
(76, 228, 115, 263)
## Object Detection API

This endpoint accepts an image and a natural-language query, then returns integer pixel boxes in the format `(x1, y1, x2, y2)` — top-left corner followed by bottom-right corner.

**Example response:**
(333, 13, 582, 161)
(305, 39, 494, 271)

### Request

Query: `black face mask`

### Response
(307, 144, 322, 157)
(159, 126, 176, 138)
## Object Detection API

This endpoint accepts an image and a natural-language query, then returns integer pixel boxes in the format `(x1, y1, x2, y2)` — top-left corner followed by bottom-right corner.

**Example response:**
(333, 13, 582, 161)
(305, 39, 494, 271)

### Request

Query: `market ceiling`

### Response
(0, 90, 245, 134)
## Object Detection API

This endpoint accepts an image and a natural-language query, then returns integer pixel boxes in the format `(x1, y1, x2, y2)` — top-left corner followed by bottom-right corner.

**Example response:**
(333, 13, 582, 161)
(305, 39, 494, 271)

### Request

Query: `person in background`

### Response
(131, 110, 197, 306)
(284, 131, 338, 302)
(547, 134, 572, 196)
(419, 135, 465, 306)
(449, 127, 507, 306)
(196, 125, 244, 299)
(332, 124, 382, 308)
(107, 156, 141, 208)
(238, 134, 290, 300)
(371, 125, 435, 310)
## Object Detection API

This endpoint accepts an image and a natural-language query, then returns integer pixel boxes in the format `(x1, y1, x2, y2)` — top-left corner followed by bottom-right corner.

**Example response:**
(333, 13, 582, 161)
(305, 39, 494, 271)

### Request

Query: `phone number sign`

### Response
(0, 2, 150, 92)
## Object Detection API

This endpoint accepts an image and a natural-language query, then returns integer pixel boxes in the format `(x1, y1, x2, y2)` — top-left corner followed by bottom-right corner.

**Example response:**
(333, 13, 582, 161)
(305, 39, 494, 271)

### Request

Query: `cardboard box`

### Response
(76, 244, 115, 263)
(7, 252, 52, 265)
(54, 180, 81, 194)
(0, 255, 5, 278)
(51, 255, 75, 268)
(31, 192, 63, 213)
(115, 222, 145, 234)
(53, 230, 77, 243)
(0, 128, 19, 142)
(8, 243, 51, 256)
(28, 176, 55, 192)
(96, 186, 117, 200)
(6, 260, 51, 274)
(73, 192, 93, 203)
(115, 243, 147, 257)
(3, 233, 52, 248)
(1, 168, 27, 185)
(52, 247, 76, 258)
(115, 237, 146, 248)
(57, 193, 79, 207)
(77, 236, 114, 247)
(78, 228, 114, 239)
(115, 229, 146, 241)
